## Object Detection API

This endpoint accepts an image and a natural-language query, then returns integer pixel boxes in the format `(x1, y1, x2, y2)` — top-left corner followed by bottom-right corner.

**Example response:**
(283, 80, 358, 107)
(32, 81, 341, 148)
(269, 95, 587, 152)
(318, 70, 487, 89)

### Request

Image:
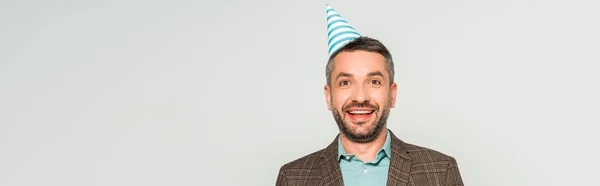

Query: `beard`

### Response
(331, 93, 392, 143)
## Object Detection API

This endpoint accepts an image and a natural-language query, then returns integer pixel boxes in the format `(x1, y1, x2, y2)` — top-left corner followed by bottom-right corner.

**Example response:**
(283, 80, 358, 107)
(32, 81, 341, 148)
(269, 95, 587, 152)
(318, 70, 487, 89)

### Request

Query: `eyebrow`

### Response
(367, 71, 384, 78)
(335, 71, 385, 81)
(335, 72, 353, 81)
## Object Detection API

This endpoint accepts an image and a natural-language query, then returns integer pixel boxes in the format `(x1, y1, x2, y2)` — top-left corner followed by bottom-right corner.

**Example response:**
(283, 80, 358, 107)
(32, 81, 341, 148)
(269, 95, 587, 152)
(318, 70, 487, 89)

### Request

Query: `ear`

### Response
(324, 84, 332, 111)
(390, 82, 398, 108)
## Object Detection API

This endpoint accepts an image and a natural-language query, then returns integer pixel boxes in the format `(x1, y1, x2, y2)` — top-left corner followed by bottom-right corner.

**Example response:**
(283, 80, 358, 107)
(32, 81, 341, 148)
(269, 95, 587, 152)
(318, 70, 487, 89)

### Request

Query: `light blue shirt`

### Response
(338, 129, 392, 186)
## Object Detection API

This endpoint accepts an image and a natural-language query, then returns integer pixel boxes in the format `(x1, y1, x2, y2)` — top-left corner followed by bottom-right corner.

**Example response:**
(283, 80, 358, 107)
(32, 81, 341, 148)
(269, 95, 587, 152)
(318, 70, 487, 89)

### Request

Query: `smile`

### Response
(347, 110, 375, 115)
(345, 109, 376, 122)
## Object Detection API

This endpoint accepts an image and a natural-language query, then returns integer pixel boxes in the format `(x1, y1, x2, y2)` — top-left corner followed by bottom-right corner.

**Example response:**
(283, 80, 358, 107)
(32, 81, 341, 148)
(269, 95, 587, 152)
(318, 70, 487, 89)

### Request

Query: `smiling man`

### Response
(275, 5, 464, 186)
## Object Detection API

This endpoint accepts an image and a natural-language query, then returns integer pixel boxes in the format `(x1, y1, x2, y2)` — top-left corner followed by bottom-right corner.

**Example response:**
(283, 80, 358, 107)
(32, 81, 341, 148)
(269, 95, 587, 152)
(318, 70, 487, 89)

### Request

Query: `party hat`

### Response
(326, 4, 361, 56)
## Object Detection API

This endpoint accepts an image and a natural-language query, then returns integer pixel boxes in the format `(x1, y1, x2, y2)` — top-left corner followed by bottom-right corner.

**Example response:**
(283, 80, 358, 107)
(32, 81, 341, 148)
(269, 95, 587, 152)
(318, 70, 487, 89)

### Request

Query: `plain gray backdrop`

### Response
(1, 0, 599, 185)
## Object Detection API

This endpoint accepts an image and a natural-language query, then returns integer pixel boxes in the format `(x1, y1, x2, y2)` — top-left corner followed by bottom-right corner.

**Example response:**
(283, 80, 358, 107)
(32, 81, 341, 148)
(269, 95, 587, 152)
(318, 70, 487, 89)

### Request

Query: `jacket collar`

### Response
(318, 129, 413, 186)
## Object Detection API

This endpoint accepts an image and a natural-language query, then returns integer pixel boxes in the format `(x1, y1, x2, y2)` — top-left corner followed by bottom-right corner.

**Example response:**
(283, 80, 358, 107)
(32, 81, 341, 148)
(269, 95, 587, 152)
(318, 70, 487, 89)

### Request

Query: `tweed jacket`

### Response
(276, 130, 464, 186)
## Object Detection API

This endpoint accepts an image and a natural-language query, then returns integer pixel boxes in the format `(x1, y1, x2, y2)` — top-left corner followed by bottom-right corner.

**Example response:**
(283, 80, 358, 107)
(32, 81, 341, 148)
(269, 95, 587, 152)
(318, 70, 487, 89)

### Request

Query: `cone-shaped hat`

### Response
(326, 4, 361, 56)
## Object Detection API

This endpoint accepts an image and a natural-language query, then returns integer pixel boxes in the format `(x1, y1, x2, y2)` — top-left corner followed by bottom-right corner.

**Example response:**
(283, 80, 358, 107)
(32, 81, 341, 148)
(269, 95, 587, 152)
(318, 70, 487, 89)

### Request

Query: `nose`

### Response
(351, 84, 369, 103)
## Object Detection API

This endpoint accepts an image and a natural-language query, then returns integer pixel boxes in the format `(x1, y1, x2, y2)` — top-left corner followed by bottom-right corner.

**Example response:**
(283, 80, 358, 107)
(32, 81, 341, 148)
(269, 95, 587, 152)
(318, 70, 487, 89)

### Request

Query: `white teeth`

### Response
(349, 110, 373, 114)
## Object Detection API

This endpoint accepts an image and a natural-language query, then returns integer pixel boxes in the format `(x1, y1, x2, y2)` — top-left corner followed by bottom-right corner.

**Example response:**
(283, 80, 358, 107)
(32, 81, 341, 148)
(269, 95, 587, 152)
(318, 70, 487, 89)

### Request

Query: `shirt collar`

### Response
(337, 129, 392, 161)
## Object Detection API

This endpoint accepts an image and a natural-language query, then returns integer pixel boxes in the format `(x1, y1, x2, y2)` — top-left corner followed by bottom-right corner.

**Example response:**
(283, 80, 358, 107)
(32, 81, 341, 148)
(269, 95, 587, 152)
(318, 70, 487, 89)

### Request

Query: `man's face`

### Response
(325, 50, 398, 143)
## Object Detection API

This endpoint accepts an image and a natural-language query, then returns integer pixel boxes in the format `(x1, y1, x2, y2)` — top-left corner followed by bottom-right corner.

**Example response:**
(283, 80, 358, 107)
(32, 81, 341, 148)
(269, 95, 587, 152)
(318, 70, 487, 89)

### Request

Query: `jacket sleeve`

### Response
(445, 157, 464, 186)
(276, 166, 288, 186)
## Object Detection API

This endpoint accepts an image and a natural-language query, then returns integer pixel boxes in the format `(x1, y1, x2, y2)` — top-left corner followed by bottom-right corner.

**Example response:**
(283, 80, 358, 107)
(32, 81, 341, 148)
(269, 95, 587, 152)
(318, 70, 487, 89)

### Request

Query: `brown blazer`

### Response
(276, 130, 464, 186)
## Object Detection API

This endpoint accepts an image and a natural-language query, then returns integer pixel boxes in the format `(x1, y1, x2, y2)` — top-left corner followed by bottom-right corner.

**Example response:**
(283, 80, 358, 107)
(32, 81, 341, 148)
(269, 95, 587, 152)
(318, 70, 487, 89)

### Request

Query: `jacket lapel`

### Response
(319, 134, 344, 186)
(386, 131, 413, 186)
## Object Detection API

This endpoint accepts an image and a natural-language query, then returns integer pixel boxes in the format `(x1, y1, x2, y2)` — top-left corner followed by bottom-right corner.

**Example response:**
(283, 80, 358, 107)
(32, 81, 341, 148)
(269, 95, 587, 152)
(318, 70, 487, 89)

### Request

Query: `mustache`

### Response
(342, 102, 378, 111)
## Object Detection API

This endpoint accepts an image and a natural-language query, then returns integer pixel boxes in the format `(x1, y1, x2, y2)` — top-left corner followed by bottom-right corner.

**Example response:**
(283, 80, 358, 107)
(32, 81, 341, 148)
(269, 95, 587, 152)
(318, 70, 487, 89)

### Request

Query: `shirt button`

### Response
(363, 169, 368, 173)
(345, 156, 350, 160)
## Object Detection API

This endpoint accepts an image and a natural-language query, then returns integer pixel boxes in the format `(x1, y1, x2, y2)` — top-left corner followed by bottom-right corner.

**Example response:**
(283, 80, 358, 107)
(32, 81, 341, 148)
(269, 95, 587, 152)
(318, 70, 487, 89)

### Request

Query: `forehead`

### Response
(331, 50, 388, 77)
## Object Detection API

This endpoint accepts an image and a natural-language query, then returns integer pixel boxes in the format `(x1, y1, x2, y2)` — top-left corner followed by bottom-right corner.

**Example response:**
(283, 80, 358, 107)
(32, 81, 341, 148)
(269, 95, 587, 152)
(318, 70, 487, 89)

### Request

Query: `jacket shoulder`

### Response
(279, 148, 325, 172)
(399, 141, 464, 185)
(276, 148, 328, 185)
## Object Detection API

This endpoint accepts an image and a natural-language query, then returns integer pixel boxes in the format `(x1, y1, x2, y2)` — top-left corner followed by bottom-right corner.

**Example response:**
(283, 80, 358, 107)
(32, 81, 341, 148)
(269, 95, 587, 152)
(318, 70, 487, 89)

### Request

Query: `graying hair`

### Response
(325, 36, 395, 87)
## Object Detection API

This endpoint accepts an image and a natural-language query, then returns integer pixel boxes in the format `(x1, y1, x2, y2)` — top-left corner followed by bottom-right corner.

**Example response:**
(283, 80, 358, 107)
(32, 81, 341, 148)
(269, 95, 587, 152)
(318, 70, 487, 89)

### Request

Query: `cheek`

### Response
(369, 89, 390, 105)
(331, 91, 351, 108)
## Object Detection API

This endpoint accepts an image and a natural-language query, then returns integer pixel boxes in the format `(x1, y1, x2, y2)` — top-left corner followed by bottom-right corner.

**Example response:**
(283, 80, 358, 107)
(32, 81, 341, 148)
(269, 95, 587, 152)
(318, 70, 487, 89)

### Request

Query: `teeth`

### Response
(348, 110, 373, 114)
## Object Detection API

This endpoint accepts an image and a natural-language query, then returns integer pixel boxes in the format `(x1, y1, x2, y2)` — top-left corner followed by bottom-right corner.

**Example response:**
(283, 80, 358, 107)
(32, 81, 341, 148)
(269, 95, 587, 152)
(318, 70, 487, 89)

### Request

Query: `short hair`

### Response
(325, 36, 395, 86)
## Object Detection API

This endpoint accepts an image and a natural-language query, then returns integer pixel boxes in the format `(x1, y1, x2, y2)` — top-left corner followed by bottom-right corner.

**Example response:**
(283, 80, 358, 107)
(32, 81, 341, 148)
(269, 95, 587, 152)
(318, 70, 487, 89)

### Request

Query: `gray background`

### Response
(1, 0, 599, 185)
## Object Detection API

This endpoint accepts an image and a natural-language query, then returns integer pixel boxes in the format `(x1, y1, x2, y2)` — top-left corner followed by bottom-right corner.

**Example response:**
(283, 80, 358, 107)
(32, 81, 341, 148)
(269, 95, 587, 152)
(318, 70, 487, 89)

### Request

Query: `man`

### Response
(275, 5, 464, 186)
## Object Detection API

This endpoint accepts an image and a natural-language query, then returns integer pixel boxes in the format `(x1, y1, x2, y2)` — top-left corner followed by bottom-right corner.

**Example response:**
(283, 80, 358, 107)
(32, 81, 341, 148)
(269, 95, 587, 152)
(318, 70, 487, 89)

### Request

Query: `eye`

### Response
(370, 79, 381, 85)
(339, 80, 350, 86)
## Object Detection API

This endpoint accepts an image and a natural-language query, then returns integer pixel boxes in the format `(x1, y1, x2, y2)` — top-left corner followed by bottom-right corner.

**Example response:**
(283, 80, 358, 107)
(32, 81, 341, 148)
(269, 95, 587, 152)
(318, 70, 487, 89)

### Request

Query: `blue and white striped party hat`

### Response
(326, 4, 361, 56)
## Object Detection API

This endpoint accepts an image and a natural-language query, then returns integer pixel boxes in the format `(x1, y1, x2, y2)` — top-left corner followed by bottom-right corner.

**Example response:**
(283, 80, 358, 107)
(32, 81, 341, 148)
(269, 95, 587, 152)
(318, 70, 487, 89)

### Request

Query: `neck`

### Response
(340, 128, 388, 162)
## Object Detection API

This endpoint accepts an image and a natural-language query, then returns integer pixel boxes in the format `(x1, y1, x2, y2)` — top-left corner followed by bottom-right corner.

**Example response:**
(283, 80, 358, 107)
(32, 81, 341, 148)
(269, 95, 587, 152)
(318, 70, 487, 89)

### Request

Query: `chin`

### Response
(344, 121, 378, 136)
